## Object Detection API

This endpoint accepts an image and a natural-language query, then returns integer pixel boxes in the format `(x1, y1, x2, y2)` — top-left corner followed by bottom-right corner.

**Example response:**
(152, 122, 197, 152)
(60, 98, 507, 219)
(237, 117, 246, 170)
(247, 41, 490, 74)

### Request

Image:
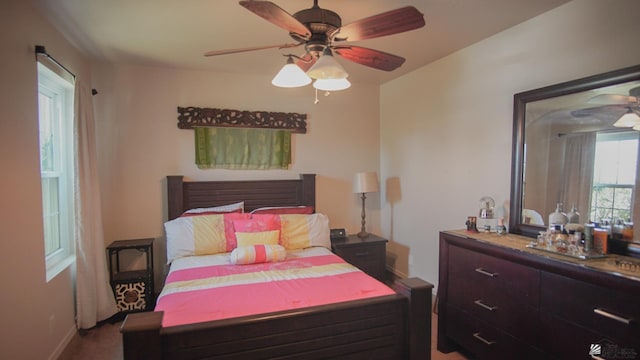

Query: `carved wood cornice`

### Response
(177, 107, 307, 134)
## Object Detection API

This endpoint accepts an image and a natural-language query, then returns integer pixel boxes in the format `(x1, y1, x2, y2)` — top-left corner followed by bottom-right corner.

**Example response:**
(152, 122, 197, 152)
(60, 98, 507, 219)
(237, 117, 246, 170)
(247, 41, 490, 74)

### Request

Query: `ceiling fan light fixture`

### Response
(613, 108, 640, 128)
(313, 78, 351, 91)
(272, 56, 311, 88)
(306, 48, 348, 80)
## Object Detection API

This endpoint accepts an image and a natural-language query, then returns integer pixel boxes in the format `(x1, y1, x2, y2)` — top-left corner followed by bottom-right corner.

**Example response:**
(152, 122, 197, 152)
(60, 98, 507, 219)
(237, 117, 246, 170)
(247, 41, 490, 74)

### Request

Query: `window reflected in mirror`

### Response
(590, 131, 638, 223)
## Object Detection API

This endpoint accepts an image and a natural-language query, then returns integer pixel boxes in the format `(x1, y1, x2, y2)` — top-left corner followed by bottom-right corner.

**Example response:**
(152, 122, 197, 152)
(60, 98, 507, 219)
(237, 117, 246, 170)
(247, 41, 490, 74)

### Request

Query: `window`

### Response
(589, 131, 638, 223)
(37, 62, 75, 281)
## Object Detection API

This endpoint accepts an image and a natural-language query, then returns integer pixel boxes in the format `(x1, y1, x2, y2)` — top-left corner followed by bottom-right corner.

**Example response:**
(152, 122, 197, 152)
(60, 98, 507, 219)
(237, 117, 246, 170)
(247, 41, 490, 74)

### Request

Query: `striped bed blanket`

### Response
(155, 246, 395, 327)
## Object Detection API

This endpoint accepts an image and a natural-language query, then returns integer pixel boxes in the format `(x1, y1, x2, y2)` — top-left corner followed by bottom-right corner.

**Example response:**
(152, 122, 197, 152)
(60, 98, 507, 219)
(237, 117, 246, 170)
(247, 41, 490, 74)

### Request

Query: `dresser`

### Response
(331, 233, 388, 282)
(438, 230, 640, 360)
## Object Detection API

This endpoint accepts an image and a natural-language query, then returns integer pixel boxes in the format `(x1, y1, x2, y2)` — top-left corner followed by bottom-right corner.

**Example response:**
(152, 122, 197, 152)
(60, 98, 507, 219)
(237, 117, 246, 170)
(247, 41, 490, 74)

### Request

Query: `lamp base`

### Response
(357, 231, 370, 238)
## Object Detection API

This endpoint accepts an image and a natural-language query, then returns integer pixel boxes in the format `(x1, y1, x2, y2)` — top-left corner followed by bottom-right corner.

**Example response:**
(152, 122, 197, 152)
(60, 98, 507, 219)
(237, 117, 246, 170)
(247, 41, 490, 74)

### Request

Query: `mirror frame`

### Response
(509, 64, 640, 238)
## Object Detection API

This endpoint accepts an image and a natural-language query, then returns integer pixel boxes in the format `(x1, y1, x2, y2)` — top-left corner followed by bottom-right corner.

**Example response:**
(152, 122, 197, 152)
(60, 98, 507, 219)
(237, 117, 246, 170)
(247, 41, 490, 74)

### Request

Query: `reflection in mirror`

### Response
(524, 81, 640, 227)
(510, 65, 640, 250)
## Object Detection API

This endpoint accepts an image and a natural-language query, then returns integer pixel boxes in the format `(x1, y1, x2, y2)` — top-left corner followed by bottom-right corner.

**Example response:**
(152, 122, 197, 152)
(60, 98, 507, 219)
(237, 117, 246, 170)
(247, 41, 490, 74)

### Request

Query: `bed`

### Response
(121, 174, 433, 359)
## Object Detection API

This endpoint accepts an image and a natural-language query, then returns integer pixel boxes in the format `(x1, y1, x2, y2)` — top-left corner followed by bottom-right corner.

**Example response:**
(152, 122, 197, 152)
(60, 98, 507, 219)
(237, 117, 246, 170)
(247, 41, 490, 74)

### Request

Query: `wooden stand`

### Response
(107, 238, 154, 314)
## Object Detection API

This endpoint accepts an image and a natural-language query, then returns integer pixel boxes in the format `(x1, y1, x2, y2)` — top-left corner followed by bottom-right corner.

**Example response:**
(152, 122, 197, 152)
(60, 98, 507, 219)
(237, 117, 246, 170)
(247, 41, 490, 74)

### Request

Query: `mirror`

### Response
(509, 65, 640, 241)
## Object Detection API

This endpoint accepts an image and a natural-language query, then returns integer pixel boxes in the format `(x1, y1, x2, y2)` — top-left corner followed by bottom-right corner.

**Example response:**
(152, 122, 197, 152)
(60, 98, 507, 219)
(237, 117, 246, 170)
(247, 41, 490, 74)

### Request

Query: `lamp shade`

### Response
(272, 57, 311, 88)
(313, 78, 351, 91)
(353, 172, 379, 194)
(614, 109, 640, 128)
(307, 48, 348, 80)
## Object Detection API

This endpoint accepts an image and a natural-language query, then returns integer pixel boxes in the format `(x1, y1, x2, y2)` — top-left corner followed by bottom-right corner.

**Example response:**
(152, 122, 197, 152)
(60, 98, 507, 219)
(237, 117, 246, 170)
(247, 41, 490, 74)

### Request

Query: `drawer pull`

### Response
(593, 308, 633, 325)
(354, 252, 370, 257)
(474, 299, 498, 311)
(474, 267, 498, 277)
(472, 332, 496, 346)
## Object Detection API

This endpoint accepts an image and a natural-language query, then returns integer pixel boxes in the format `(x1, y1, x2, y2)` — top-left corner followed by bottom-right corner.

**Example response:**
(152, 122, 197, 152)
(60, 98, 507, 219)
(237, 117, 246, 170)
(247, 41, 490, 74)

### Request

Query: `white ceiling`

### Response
(33, 0, 571, 85)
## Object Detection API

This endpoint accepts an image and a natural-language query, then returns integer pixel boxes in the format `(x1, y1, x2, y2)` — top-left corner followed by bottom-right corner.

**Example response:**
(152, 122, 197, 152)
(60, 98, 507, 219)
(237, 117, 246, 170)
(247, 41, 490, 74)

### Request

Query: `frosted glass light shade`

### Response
(313, 78, 351, 91)
(306, 48, 348, 79)
(353, 172, 379, 194)
(272, 59, 311, 88)
(614, 109, 640, 127)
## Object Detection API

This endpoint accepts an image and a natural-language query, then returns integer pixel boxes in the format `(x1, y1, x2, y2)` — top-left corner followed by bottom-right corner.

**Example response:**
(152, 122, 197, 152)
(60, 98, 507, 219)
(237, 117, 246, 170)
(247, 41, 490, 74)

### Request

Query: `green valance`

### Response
(194, 127, 291, 170)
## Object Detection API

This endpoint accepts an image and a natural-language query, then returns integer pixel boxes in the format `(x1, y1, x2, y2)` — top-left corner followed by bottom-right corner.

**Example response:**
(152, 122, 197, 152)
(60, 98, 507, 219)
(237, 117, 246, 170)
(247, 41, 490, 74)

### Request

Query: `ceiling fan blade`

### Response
(295, 53, 316, 72)
(588, 93, 637, 105)
(334, 46, 405, 72)
(570, 104, 627, 117)
(239, 1, 310, 38)
(333, 6, 425, 42)
(204, 43, 300, 57)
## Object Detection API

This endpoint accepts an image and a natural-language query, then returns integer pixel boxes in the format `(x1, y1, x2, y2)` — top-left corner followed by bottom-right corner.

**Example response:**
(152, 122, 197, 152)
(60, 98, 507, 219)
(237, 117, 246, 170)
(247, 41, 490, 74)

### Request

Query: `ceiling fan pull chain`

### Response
(314, 88, 320, 104)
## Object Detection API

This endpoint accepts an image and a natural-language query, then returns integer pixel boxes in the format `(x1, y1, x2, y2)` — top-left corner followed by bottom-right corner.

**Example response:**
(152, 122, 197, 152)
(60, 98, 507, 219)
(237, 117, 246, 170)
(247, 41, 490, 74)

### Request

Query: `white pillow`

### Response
(182, 201, 244, 215)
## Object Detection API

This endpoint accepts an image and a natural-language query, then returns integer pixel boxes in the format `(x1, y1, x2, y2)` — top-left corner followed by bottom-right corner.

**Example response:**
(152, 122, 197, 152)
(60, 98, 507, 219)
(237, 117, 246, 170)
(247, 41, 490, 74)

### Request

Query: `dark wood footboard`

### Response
(121, 277, 433, 359)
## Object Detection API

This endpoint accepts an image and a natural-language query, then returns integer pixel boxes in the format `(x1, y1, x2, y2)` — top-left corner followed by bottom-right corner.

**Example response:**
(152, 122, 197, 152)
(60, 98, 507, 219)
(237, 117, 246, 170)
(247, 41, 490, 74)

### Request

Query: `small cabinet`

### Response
(107, 238, 154, 314)
(331, 234, 387, 282)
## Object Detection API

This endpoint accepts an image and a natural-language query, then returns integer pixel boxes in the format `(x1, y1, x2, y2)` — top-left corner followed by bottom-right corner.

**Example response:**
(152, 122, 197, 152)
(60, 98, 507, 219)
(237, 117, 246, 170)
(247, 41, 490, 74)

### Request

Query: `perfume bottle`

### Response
(549, 203, 568, 227)
(566, 204, 580, 224)
(496, 218, 507, 235)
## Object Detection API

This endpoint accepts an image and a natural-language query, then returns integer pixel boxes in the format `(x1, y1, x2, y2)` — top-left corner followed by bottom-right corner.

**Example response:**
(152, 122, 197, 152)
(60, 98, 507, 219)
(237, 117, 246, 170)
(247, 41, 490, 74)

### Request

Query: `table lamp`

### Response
(353, 172, 379, 238)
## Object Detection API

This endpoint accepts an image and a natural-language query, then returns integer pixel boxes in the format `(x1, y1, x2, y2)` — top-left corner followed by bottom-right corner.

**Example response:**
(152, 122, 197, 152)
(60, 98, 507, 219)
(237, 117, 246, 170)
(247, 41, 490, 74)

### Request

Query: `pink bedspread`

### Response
(155, 251, 394, 327)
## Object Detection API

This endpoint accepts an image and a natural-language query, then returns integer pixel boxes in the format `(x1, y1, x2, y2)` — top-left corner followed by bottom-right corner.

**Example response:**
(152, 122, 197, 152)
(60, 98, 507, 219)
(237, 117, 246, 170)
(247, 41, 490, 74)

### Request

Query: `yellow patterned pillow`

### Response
(230, 244, 287, 265)
(279, 214, 330, 250)
(164, 213, 251, 264)
(235, 230, 280, 248)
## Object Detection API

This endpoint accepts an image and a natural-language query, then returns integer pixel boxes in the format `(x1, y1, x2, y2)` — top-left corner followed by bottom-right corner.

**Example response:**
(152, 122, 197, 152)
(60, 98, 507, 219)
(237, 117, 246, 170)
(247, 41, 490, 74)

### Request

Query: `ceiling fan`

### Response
(570, 86, 640, 128)
(203, 0, 426, 85)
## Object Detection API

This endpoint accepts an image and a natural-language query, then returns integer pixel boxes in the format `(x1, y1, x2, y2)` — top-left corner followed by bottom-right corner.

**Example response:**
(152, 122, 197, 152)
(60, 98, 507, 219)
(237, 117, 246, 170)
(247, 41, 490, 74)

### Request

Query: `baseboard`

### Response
(48, 324, 77, 360)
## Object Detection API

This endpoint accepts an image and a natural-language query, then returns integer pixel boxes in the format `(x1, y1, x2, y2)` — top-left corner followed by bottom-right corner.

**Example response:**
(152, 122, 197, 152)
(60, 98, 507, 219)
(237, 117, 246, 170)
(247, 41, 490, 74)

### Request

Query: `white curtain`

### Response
(74, 82, 117, 329)
(560, 132, 596, 222)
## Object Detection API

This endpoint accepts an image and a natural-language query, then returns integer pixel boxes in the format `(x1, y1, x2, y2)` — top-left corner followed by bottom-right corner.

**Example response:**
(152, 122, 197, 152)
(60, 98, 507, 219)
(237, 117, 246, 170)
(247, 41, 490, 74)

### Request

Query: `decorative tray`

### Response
(525, 243, 607, 260)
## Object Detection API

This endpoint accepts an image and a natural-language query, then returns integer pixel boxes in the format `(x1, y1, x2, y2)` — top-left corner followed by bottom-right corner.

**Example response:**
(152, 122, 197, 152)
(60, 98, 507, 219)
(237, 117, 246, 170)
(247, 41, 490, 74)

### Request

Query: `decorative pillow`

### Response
(229, 244, 287, 265)
(250, 206, 314, 216)
(235, 230, 280, 248)
(233, 215, 280, 233)
(164, 212, 250, 263)
(278, 213, 331, 250)
(181, 202, 244, 216)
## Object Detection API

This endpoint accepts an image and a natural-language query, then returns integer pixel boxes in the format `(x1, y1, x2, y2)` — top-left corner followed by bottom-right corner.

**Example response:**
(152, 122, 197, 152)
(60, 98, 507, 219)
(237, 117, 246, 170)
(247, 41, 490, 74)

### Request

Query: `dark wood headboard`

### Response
(167, 174, 316, 220)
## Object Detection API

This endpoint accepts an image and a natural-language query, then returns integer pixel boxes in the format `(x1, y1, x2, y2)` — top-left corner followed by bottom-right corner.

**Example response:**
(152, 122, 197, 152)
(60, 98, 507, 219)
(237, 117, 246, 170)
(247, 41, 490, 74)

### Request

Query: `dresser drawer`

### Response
(448, 245, 540, 305)
(539, 312, 639, 360)
(445, 304, 544, 360)
(449, 282, 538, 341)
(541, 271, 640, 348)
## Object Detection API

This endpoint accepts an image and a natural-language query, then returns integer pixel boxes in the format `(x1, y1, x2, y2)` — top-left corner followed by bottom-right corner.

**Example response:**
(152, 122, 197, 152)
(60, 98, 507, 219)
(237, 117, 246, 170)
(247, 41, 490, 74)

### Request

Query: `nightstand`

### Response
(106, 238, 154, 314)
(331, 234, 388, 282)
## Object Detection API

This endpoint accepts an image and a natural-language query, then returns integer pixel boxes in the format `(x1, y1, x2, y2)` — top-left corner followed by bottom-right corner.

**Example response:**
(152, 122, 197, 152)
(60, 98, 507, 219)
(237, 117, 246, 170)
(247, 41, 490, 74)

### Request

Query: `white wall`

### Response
(5, 0, 639, 357)
(380, 0, 640, 286)
(0, 1, 92, 359)
(92, 63, 383, 282)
